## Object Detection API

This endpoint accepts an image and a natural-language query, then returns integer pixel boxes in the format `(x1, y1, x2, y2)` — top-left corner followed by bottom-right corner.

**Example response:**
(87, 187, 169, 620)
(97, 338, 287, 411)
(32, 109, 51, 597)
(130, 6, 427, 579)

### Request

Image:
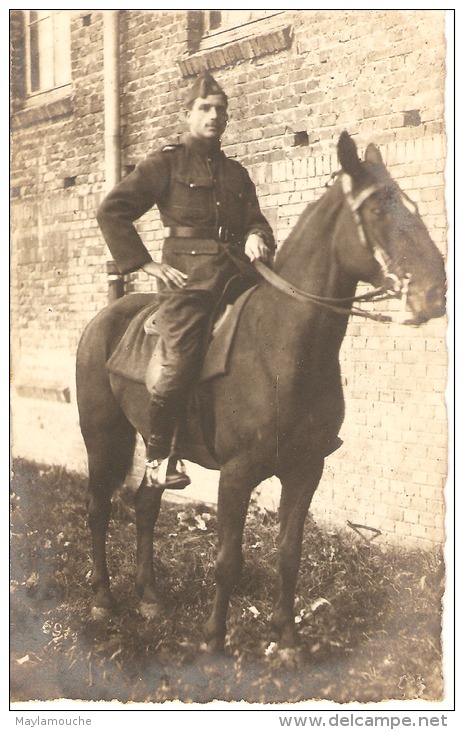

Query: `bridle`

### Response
(254, 173, 413, 324)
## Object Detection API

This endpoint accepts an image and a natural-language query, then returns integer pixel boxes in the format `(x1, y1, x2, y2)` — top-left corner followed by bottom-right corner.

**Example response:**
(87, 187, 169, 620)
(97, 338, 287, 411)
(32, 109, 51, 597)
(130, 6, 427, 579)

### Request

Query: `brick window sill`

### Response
(179, 24, 293, 78)
(11, 94, 73, 130)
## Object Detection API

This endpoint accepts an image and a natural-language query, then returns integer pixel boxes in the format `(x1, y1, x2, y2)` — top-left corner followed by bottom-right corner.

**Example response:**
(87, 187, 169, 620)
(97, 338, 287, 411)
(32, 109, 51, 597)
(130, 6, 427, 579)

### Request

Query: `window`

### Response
(26, 10, 71, 96)
(181, 10, 292, 77)
(200, 10, 285, 50)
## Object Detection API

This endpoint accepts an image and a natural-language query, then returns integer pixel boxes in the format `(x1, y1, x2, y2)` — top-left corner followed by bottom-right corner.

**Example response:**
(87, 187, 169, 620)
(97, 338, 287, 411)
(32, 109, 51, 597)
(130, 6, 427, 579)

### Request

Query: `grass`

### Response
(10, 459, 444, 705)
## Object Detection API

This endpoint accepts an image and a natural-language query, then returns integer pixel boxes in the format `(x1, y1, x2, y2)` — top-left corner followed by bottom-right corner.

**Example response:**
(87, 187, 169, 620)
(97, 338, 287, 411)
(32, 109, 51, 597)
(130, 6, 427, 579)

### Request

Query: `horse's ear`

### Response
(365, 143, 384, 166)
(337, 131, 364, 181)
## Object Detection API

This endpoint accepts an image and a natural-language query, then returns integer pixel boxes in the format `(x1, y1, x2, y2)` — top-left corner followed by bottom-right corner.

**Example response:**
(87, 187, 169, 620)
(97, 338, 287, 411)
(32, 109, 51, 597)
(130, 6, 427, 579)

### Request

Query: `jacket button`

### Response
(191, 250, 196, 255)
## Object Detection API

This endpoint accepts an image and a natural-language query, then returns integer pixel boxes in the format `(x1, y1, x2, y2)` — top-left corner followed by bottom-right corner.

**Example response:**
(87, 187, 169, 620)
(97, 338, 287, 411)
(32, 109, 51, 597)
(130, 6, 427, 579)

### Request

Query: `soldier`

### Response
(97, 72, 275, 489)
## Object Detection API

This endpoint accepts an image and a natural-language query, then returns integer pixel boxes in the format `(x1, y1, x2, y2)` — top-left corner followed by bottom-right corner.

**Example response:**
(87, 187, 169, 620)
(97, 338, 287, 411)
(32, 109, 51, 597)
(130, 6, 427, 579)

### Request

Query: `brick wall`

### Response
(10, 10, 449, 547)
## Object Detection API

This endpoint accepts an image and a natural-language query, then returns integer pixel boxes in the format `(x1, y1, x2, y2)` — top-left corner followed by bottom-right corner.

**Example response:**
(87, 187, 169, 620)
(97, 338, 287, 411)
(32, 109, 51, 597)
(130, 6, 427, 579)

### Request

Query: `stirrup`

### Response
(145, 456, 191, 490)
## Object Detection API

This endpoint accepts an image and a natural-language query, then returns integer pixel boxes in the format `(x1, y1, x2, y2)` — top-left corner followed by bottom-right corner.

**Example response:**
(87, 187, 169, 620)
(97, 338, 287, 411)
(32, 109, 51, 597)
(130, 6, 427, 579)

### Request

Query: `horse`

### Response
(76, 132, 446, 653)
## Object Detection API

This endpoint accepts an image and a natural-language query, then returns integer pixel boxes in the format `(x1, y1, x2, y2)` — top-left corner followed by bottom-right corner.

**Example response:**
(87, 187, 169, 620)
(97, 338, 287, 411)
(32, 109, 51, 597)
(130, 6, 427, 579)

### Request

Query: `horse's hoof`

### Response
(139, 601, 163, 620)
(90, 605, 114, 621)
(268, 645, 305, 669)
(200, 638, 226, 655)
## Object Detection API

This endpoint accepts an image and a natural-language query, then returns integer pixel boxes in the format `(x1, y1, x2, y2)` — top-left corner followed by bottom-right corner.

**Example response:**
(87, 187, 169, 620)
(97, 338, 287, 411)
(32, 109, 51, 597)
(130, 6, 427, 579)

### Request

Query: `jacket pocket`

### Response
(168, 175, 214, 221)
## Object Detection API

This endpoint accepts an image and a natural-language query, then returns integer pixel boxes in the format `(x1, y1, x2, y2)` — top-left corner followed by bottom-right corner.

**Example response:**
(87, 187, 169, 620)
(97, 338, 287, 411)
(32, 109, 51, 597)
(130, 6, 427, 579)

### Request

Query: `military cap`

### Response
(185, 72, 228, 107)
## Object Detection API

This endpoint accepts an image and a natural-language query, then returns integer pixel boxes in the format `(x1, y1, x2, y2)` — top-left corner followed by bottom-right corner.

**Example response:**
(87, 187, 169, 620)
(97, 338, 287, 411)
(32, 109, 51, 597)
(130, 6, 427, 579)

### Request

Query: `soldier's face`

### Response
(187, 94, 228, 141)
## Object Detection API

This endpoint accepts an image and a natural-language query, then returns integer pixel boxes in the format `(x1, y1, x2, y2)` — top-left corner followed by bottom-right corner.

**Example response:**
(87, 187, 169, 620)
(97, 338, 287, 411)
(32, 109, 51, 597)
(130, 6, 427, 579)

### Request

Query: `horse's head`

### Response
(336, 131, 447, 324)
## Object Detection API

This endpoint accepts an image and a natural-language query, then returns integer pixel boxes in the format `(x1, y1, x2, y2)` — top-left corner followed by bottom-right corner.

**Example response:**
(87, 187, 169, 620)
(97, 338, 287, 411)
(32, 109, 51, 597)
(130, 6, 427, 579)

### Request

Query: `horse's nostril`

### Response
(427, 286, 438, 305)
(423, 285, 446, 319)
(427, 285, 445, 308)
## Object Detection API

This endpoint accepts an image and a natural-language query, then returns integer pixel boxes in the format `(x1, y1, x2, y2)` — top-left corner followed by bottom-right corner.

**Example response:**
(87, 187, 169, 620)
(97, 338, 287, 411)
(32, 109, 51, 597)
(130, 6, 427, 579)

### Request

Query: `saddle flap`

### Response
(106, 286, 257, 386)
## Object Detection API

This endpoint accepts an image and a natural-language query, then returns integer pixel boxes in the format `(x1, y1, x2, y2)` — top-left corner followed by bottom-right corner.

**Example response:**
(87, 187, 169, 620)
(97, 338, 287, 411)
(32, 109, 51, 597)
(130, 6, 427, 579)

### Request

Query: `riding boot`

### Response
(145, 394, 191, 490)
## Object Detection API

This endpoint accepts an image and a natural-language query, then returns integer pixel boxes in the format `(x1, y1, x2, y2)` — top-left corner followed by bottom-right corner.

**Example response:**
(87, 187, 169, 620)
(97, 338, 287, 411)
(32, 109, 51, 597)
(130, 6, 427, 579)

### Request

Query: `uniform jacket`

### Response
(97, 134, 275, 291)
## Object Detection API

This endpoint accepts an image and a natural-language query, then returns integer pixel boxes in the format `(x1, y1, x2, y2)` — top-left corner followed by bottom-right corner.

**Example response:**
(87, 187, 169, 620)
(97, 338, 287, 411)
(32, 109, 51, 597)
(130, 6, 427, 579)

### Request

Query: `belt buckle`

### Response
(218, 226, 228, 242)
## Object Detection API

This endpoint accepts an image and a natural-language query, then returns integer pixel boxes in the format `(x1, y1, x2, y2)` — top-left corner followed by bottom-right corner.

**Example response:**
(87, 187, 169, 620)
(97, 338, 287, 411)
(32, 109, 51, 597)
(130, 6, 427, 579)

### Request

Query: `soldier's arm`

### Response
(96, 151, 170, 275)
(242, 174, 275, 253)
(241, 173, 275, 263)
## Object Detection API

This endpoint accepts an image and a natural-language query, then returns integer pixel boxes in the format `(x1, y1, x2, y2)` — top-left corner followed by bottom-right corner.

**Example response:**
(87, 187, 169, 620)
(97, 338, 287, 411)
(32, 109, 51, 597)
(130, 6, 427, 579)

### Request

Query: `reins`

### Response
(254, 174, 411, 324)
(254, 261, 399, 323)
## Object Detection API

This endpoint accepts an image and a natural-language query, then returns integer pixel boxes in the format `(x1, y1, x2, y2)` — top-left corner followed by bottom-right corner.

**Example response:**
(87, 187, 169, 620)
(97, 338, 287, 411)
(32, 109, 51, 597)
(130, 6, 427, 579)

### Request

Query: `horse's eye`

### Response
(371, 207, 383, 217)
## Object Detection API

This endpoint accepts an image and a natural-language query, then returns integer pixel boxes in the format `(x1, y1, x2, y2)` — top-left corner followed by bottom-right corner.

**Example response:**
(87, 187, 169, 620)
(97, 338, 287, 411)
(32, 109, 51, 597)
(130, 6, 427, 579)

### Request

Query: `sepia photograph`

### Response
(9, 7, 455, 716)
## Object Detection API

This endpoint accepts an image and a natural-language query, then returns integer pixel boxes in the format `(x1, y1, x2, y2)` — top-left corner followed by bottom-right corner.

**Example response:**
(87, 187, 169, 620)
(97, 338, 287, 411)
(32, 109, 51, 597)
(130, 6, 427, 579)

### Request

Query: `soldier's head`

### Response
(185, 72, 228, 142)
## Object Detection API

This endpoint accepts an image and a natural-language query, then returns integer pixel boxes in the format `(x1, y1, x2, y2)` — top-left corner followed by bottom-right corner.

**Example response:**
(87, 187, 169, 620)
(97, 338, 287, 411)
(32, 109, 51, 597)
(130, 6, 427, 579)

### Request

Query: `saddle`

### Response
(105, 283, 257, 468)
(106, 280, 256, 386)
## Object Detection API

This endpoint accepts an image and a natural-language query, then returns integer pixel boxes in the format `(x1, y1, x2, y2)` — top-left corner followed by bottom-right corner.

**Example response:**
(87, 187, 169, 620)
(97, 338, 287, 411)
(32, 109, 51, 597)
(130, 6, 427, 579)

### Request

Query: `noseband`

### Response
(255, 174, 411, 324)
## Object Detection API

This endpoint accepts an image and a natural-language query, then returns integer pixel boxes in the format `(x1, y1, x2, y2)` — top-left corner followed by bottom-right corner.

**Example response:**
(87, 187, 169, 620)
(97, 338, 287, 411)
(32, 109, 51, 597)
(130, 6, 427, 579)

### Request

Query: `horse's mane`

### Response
(275, 178, 346, 273)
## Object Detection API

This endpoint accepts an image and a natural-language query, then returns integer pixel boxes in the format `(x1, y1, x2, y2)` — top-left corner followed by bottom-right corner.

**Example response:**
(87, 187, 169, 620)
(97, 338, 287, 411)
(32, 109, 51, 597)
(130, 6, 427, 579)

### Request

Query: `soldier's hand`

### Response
(142, 261, 188, 288)
(245, 233, 273, 265)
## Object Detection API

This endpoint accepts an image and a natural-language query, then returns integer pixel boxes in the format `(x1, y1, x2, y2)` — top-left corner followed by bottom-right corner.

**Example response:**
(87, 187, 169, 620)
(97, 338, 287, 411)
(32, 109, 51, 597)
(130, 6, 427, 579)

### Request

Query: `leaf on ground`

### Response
(264, 641, 277, 656)
(25, 573, 39, 589)
(310, 597, 330, 612)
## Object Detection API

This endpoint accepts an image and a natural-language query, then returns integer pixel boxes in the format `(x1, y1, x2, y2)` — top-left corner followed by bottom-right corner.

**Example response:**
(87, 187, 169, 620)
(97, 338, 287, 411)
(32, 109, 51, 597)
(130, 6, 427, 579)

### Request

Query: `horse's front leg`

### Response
(204, 463, 255, 653)
(272, 459, 324, 648)
(135, 476, 164, 618)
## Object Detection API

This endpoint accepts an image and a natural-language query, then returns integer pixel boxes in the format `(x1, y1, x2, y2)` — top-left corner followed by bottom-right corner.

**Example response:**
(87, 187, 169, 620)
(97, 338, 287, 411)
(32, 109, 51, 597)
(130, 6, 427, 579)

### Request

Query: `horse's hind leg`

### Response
(272, 459, 324, 648)
(80, 396, 136, 618)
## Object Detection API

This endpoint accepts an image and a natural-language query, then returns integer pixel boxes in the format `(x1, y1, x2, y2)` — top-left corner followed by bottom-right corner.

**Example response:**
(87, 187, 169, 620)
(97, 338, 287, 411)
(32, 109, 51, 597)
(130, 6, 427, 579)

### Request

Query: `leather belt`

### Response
(164, 226, 239, 243)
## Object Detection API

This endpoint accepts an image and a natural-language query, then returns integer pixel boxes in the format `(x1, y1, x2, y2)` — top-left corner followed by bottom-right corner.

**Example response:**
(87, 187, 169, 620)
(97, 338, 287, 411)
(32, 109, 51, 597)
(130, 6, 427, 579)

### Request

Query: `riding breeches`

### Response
(147, 289, 213, 400)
